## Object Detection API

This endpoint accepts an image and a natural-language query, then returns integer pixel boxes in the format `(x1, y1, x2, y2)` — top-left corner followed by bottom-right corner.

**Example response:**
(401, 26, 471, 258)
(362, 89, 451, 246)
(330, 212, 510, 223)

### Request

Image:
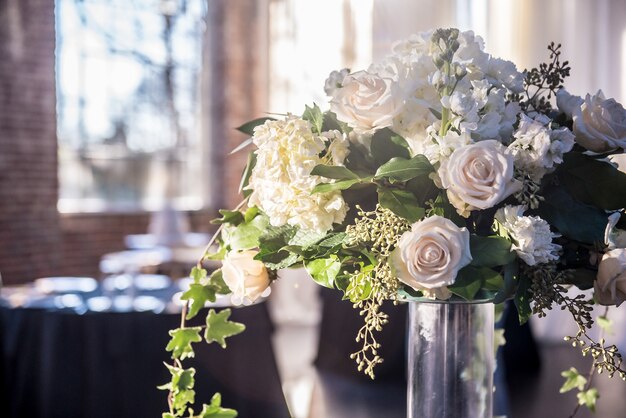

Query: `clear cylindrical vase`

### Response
(407, 301, 494, 418)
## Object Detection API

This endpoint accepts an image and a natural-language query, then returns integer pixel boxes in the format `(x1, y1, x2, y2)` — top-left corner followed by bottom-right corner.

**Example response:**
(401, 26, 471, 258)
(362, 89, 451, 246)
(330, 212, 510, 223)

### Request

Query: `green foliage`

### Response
(311, 164, 361, 180)
(312, 176, 373, 194)
(493, 261, 519, 304)
(212, 210, 245, 226)
(159, 364, 196, 416)
(514, 276, 533, 324)
(469, 235, 516, 268)
(535, 185, 607, 244)
(448, 266, 502, 300)
(597, 316, 613, 335)
(204, 309, 246, 349)
(321, 110, 351, 133)
(191, 266, 208, 283)
(235, 117, 275, 136)
(405, 175, 439, 206)
(559, 152, 626, 210)
(181, 284, 216, 320)
(166, 327, 203, 360)
(377, 187, 425, 223)
(344, 264, 374, 303)
(560, 367, 587, 393)
(222, 213, 269, 250)
(302, 103, 324, 134)
(196, 394, 238, 418)
(374, 155, 433, 183)
(239, 151, 257, 198)
(577, 388, 599, 413)
(563, 268, 597, 290)
(255, 224, 300, 270)
(305, 256, 341, 288)
(370, 128, 411, 165)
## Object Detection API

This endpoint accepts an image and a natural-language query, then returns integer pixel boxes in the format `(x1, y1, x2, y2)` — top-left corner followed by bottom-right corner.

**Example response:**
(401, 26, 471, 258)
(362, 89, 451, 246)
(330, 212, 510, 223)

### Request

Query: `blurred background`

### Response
(1, 0, 626, 417)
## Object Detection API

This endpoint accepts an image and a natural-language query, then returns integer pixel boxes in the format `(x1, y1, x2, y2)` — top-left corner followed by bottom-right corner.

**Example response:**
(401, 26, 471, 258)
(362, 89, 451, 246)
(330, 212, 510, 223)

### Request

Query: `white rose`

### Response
(605, 212, 626, 249)
(595, 248, 626, 307)
(438, 140, 522, 217)
(572, 90, 626, 152)
(324, 68, 350, 97)
(222, 250, 271, 305)
(330, 70, 398, 133)
(391, 215, 472, 297)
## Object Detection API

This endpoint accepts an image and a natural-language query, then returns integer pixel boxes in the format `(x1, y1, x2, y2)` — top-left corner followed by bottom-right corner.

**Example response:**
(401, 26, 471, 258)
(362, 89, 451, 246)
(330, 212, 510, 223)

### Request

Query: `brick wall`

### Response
(0, 0, 60, 285)
(0, 0, 268, 285)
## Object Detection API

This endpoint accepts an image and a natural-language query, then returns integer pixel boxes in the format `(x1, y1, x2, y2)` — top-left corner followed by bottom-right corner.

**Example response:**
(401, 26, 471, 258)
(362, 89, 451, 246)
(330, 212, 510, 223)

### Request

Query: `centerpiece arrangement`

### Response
(161, 28, 626, 418)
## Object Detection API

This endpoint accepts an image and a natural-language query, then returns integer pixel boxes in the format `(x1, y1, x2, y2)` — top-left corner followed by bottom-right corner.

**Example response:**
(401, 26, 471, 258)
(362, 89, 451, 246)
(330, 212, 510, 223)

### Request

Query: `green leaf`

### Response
(302, 103, 324, 134)
(243, 206, 259, 224)
(321, 111, 350, 133)
(212, 209, 244, 226)
(239, 151, 257, 198)
(311, 164, 360, 180)
(577, 388, 599, 413)
(405, 174, 439, 206)
(312, 175, 373, 194)
(469, 235, 516, 268)
(288, 228, 327, 248)
(191, 266, 208, 284)
(559, 152, 626, 210)
(166, 327, 203, 360)
(514, 276, 533, 325)
(223, 214, 270, 250)
(370, 128, 411, 165)
(236, 117, 275, 136)
(374, 155, 433, 182)
(159, 364, 196, 415)
(560, 367, 587, 393)
(208, 269, 231, 295)
(197, 393, 238, 418)
(563, 268, 596, 290)
(162, 413, 176, 418)
(317, 232, 347, 248)
(377, 187, 425, 222)
(181, 284, 217, 320)
(597, 315, 613, 335)
(535, 185, 607, 244)
(205, 309, 246, 348)
(305, 256, 341, 288)
(448, 266, 501, 300)
(493, 261, 519, 304)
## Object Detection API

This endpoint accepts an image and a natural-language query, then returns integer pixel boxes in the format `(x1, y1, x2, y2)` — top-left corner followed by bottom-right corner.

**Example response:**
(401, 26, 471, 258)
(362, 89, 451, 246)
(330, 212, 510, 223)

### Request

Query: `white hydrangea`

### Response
(247, 116, 348, 233)
(508, 114, 575, 181)
(495, 205, 561, 266)
(323, 130, 351, 165)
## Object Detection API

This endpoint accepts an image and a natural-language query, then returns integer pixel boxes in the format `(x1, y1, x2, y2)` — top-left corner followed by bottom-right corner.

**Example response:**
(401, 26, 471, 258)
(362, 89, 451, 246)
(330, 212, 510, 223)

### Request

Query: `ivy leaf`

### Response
(181, 284, 217, 320)
(197, 393, 238, 418)
(191, 266, 208, 284)
(560, 367, 587, 393)
(597, 315, 613, 335)
(236, 117, 274, 136)
(302, 103, 324, 134)
(577, 388, 599, 413)
(166, 327, 203, 360)
(159, 364, 196, 415)
(469, 235, 516, 268)
(222, 214, 269, 250)
(374, 155, 433, 182)
(305, 256, 341, 288)
(212, 209, 244, 226)
(378, 187, 425, 223)
(208, 269, 231, 295)
(205, 309, 246, 348)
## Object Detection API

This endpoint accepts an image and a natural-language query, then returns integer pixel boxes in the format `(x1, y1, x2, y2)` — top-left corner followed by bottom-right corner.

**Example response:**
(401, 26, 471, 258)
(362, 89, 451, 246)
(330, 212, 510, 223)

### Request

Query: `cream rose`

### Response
(222, 250, 270, 305)
(572, 90, 626, 152)
(595, 248, 626, 307)
(391, 215, 472, 297)
(329, 70, 397, 133)
(438, 140, 522, 217)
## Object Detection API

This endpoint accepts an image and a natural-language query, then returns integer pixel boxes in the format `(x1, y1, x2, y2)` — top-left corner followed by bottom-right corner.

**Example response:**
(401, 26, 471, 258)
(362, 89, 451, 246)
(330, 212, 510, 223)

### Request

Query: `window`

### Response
(56, 0, 206, 212)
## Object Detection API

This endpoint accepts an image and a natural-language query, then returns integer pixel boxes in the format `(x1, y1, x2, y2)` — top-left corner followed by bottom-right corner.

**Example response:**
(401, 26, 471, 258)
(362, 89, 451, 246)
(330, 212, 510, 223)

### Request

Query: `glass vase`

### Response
(407, 301, 494, 418)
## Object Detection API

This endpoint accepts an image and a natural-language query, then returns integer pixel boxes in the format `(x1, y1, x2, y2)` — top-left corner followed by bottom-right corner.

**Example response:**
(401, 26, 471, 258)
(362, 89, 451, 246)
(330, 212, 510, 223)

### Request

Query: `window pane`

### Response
(56, 0, 206, 212)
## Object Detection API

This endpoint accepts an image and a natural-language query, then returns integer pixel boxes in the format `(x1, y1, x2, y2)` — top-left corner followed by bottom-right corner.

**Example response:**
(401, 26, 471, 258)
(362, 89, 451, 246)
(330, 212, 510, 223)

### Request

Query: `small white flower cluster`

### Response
(495, 205, 561, 266)
(508, 114, 575, 181)
(247, 116, 348, 233)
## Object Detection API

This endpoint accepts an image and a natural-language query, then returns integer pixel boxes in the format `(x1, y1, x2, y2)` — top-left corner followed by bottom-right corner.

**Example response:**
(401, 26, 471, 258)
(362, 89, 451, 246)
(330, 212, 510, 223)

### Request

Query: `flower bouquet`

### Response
(161, 28, 626, 418)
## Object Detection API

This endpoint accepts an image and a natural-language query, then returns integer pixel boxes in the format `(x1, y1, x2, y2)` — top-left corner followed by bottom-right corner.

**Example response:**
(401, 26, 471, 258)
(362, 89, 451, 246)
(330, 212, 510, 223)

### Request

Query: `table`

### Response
(0, 294, 289, 418)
